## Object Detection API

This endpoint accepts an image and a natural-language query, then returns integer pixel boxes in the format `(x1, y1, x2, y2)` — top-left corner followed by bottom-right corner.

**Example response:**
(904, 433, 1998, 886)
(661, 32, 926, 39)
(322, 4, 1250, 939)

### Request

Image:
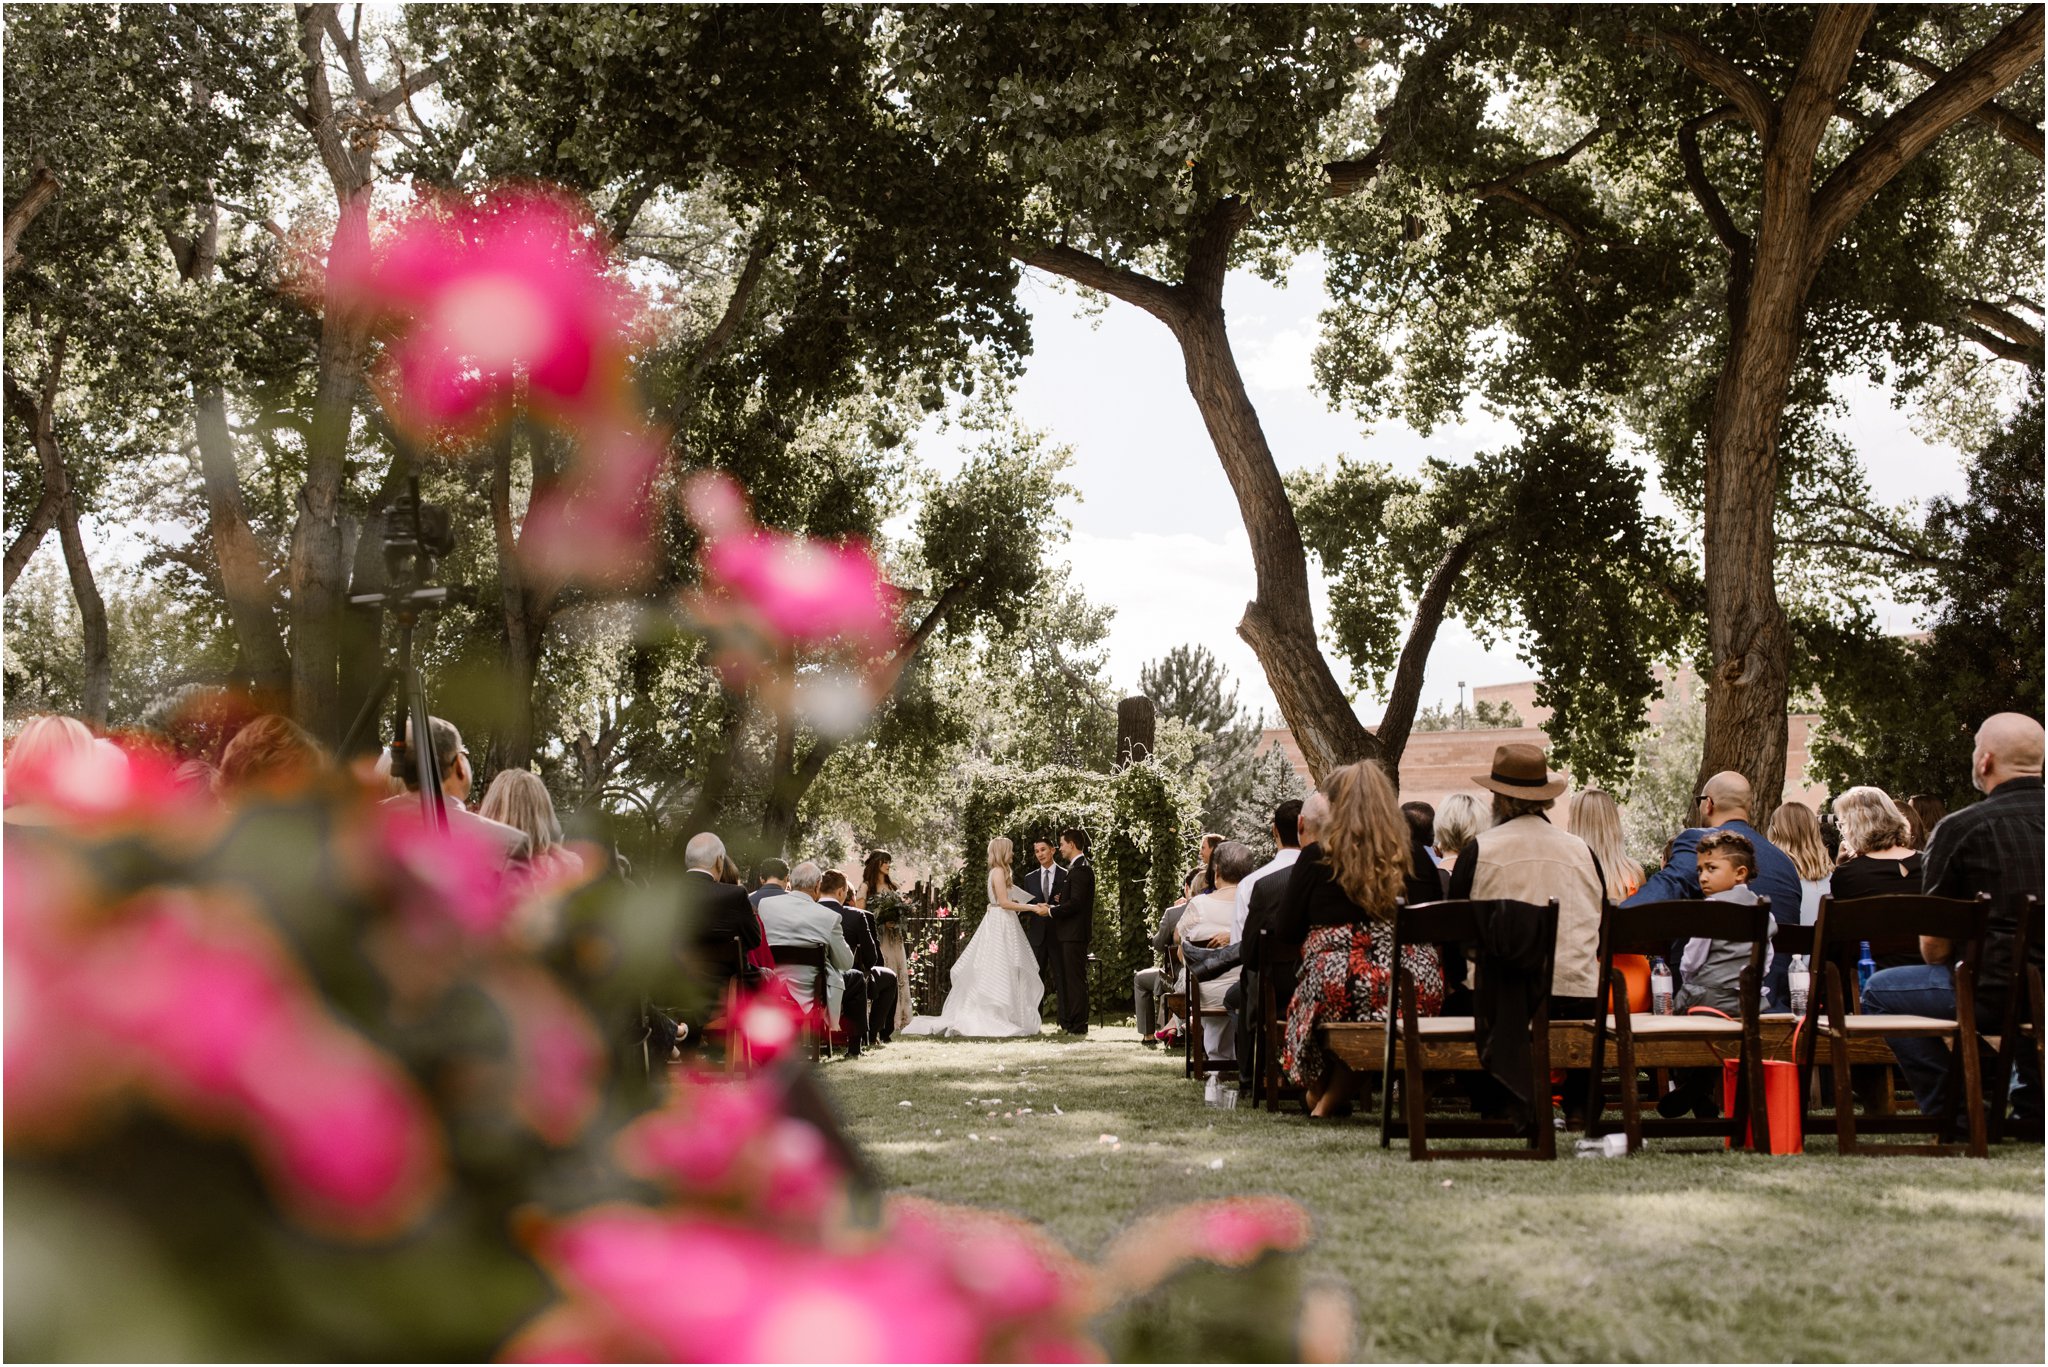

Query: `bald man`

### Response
(1863, 713, 2044, 1139)
(1625, 769, 1803, 1007)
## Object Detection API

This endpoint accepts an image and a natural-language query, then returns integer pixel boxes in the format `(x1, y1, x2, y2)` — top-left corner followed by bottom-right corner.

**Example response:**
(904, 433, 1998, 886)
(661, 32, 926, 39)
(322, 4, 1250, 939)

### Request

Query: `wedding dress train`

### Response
(902, 872, 1044, 1038)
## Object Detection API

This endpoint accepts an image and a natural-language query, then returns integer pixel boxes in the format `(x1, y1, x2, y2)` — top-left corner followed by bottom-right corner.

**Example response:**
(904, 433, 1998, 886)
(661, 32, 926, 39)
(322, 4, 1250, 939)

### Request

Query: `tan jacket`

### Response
(1468, 814, 1605, 999)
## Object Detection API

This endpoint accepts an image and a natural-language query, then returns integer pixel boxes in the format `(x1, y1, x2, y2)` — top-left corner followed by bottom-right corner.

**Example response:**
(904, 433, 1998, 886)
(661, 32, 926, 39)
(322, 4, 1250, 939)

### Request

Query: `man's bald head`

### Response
(1700, 770, 1753, 825)
(1973, 712, 2044, 794)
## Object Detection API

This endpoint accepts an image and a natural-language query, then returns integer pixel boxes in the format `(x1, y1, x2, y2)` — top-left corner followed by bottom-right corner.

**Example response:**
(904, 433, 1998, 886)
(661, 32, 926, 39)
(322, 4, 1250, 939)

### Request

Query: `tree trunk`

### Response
(192, 382, 292, 703)
(1374, 530, 1488, 777)
(1169, 301, 1377, 781)
(54, 497, 110, 724)
(4, 488, 62, 593)
(289, 191, 372, 744)
(488, 428, 547, 773)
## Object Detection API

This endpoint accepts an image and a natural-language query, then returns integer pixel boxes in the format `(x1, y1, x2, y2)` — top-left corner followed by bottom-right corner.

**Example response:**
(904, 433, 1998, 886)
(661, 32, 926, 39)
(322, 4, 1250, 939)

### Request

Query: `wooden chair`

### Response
(1252, 929, 1304, 1111)
(1987, 895, 2042, 1143)
(1186, 965, 1237, 1080)
(1584, 898, 1771, 1154)
(1799, 892, 1991, 1157)
(771, 943, 833, 1062)
(1380, 898, 1560, 1161)
(701, 936, 752, 1072)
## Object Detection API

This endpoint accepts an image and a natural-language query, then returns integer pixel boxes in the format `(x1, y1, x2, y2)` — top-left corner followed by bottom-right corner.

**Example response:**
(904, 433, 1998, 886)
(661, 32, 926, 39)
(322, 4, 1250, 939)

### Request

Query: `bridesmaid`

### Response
(857, 849, 914, 1030)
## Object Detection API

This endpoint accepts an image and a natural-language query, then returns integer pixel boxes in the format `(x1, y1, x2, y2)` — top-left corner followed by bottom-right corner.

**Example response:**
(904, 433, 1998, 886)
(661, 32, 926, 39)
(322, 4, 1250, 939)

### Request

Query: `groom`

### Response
(1021, 837, 1063, 998)
(1050, 827, 1095, 1035)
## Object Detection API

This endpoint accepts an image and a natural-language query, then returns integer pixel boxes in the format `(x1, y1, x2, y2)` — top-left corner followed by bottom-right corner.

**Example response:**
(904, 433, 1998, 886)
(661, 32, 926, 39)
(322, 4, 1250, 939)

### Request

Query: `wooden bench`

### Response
(1323, 1016, 1899, 1073)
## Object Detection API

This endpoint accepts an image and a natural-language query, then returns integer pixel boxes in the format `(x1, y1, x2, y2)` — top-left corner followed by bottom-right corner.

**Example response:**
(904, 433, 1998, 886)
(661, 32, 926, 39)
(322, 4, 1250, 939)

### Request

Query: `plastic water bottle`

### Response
(1857, 941, 1877, 994)
(1650, 958, 1674, 1015)
(1788, 956, 1811, 1017)
(1574, 1134, 1629, 1158)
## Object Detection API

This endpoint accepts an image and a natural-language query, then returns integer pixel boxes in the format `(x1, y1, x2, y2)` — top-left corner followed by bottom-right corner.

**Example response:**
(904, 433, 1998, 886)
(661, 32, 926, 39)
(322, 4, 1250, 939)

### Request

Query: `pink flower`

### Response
(482, 962, 607, 1147)
(617, 1074, 845, 1222)
(331, 187, 638, 435)
(521, 1207, 988, 1363)
(1098, 1197, 1313, 1300)
(682, 472, 901, 656)
(885, 1196, 1097, 1332)
(518, 427, 665, 588)
(366, 801, 521, 943)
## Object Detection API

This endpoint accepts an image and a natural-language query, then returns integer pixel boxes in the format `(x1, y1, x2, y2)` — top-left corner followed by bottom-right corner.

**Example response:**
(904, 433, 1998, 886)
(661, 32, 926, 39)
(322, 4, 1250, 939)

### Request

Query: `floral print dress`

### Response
(1281, 921, 1444, 1090)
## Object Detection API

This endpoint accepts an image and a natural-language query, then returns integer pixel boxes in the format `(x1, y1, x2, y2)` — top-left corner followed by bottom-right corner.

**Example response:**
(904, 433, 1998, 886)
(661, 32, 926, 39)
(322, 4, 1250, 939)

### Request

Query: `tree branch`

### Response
(4, 166, 60, 278)
(1183, 196, 1252, 304)
(1872, 40, 2045, 161)
(1810, 6, 2045, 259)
(1780, 4, 1873, 160)
(1011, 241, 1183, 324)
(4, 488, 63, 592)
(1469, 123, 1608, 192)
(1374, 526, 1490, 770)
(1324, 25, 1472, 199)
(366, 55, 450, 115)
(1679, 107, 1751, 257)
(681, 231, 773, 389)
(1627, 26, 1779, 137)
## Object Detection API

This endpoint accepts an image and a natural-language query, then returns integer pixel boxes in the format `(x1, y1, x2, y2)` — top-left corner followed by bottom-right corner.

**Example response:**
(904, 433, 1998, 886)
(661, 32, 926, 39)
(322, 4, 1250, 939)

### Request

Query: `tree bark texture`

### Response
(193, 384, 292, 701)
(1167, 302, 1377, 782)
(3, 166, 60, 279)
(5, 488, 63, 593)
(1374, 531, 1488, 775)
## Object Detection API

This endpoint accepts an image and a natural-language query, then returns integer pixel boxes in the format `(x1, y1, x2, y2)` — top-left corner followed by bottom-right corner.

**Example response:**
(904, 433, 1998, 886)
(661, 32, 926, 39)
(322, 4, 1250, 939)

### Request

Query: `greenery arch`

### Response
(952, 757, 1202, 1013)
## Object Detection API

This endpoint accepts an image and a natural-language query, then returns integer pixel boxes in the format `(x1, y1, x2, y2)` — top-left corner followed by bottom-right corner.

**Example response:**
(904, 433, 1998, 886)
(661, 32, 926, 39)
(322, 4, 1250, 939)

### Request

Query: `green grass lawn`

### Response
(825, 1026, 2044, 1363)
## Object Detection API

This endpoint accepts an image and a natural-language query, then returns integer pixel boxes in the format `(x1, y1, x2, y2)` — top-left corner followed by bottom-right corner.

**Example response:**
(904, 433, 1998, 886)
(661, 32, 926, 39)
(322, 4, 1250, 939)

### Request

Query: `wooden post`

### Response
(1116, 696, 1156, 767)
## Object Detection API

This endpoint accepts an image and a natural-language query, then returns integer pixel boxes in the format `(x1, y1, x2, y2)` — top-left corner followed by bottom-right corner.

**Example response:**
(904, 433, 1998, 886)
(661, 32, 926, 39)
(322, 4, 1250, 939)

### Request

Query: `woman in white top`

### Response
(1175, 840, 1258, 1063)
(902, 837, 1045, 1038)
(1768, 800, 1833, 925)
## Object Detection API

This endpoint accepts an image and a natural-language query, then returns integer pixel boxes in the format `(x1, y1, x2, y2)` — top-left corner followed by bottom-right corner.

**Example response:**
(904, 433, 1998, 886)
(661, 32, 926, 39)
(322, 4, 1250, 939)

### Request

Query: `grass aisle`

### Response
(827, 1026, 2043, 1362)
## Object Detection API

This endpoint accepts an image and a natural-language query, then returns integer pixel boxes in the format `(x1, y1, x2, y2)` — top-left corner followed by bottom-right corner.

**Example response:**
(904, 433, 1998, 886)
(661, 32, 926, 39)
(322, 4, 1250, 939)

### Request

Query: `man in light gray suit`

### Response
(759, 861, 865, 1057)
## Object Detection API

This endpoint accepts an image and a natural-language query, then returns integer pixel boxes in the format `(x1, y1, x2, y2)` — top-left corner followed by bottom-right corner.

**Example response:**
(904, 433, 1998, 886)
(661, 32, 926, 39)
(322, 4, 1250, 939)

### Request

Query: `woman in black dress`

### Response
(1829, 787, 1923, 969)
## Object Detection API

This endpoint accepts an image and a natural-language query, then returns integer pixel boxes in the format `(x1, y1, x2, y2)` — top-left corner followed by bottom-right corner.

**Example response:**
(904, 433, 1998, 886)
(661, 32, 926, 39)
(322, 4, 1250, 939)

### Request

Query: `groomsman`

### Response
(820, 870, 897, 1047)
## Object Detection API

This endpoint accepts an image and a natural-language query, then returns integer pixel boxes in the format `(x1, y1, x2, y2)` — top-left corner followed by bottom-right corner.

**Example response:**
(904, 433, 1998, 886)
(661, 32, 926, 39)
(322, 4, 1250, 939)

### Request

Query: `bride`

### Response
(903, 837, 1045, 1038)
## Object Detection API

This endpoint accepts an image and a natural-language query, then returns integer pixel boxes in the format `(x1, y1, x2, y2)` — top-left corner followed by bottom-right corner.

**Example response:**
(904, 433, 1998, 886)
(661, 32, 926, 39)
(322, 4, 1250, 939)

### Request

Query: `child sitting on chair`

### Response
(1659, 831, 1771, 1119)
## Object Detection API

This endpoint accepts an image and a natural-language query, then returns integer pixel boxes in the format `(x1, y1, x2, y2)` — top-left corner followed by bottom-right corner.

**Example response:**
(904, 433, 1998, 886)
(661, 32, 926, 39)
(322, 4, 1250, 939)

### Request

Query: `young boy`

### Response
(1674, 830, 1772, 1015)
(1658, 830, 1773, 1118)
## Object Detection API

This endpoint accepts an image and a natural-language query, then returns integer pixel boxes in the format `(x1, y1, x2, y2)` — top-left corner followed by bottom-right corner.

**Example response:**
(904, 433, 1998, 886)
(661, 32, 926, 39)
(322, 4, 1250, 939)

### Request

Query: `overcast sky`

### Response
(911, 254, 1979, 726)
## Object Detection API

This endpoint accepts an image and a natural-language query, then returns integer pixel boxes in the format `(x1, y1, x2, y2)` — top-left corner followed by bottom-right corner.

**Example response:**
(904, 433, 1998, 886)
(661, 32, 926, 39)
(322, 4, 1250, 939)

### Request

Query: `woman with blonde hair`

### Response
(479, 769, 586, 887)
(1768, 800, 1833, 926)
(1431, 792, 1491, 871)
(1829, 786, 1923, 969)
(1275, 762, 1445, 1119)
(902, 837, 1044, 1037)
(1568, 788, 1652, 1011)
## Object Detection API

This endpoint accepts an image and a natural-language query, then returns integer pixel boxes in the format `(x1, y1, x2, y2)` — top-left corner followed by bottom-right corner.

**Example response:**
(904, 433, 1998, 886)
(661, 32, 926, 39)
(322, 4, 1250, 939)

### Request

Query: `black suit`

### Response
(1232, 857, 1301, 1086)
(1052, 854, 1095, 1033)
(683, 870, 762, 973)
(1020, 861, 1064, 990)
(823, 896, 897, 1045)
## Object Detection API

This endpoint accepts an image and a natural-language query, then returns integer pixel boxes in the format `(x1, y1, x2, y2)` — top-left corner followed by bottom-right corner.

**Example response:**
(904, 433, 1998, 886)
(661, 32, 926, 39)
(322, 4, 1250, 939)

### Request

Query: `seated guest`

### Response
(820, 869, 896, 1047)
(1229, 793, 1325, 1086)
(760, 861, 863, 1058)
(750, 858, 790, 907)
(1626, 768, 1801, 1008)
(480, 768, 586, 888)
(1864, 713, 2044, 1139)
(1401, 801, 1438, 862)
(1137, 896, 1191, 1047)
(1432, 793, 1490, 873)
(1658, 830, 1766, 1117)
(386, 716, 528, 866)
(216, 714, 327, 802)
(4, 714, 96, 788)
(1908, 793, 1948, 847)
(681, 833, 764, 976)
(1768, 799, 1833, 927)
(1232, 799, 1304, 944)
(1278, 763, 1444, 1120)
(1176, 840, 1257, 1095)
(1570, 787, 1648, 1010)
(1830, 786, 1924, 969)
(1182, 833, 1224, 901)
(1448, 744, 1604, 1119)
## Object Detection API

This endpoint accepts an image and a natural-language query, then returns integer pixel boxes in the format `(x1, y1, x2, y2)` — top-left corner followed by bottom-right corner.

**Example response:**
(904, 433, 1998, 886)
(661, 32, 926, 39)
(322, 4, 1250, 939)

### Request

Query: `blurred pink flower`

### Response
(619, 1077, 844, 1224)
(1098, 1196, 1313, 1300)
(682, 472, 900, 656)
(482, 962, 607, 1147)
(523, 1206, 987, 1363)
(368, 802, 521, 944)
(518, 427, 665, 588)
(885, 1196, 1098, 1347)
(331, 188, 638, 435)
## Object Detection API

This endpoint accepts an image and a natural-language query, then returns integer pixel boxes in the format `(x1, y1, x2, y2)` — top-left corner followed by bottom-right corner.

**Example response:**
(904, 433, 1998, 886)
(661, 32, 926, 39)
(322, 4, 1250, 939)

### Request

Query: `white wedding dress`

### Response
(902, 872, 1044, 1038)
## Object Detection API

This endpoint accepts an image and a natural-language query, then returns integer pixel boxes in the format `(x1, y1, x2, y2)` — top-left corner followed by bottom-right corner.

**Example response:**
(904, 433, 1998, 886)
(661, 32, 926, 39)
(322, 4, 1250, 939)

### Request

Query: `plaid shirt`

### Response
(1923, 775, 2044, 1017)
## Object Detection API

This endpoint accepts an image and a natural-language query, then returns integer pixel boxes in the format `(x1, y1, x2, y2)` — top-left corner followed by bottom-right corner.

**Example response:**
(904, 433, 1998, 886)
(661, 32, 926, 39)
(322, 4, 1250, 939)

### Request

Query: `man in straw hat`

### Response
(1446, 742, 1606, 1123)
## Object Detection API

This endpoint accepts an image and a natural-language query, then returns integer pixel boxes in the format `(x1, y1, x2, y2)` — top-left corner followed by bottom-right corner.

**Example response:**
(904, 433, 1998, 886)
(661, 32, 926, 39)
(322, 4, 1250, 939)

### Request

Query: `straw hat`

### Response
(1471, 742, 1566, 800)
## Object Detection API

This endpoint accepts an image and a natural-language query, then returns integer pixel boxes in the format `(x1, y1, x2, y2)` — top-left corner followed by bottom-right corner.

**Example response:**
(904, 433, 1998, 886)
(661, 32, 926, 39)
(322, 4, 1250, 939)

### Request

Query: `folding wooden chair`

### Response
(1799, 892, 1991, 1157)
(1584, 897, 1771, 1154)
(1987, 895, 2042, 1143)
(1186, 966, 1236, 1080)
(1252, 928, 1304, 1111)
(771, 943, 834, 1062)
(1380, 898, 1560, 1161)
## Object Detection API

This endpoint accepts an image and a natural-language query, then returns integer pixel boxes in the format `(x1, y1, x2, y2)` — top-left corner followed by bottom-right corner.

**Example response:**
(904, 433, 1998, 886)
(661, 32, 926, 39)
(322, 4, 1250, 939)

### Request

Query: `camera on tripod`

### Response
(342, 479, 469, 828)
